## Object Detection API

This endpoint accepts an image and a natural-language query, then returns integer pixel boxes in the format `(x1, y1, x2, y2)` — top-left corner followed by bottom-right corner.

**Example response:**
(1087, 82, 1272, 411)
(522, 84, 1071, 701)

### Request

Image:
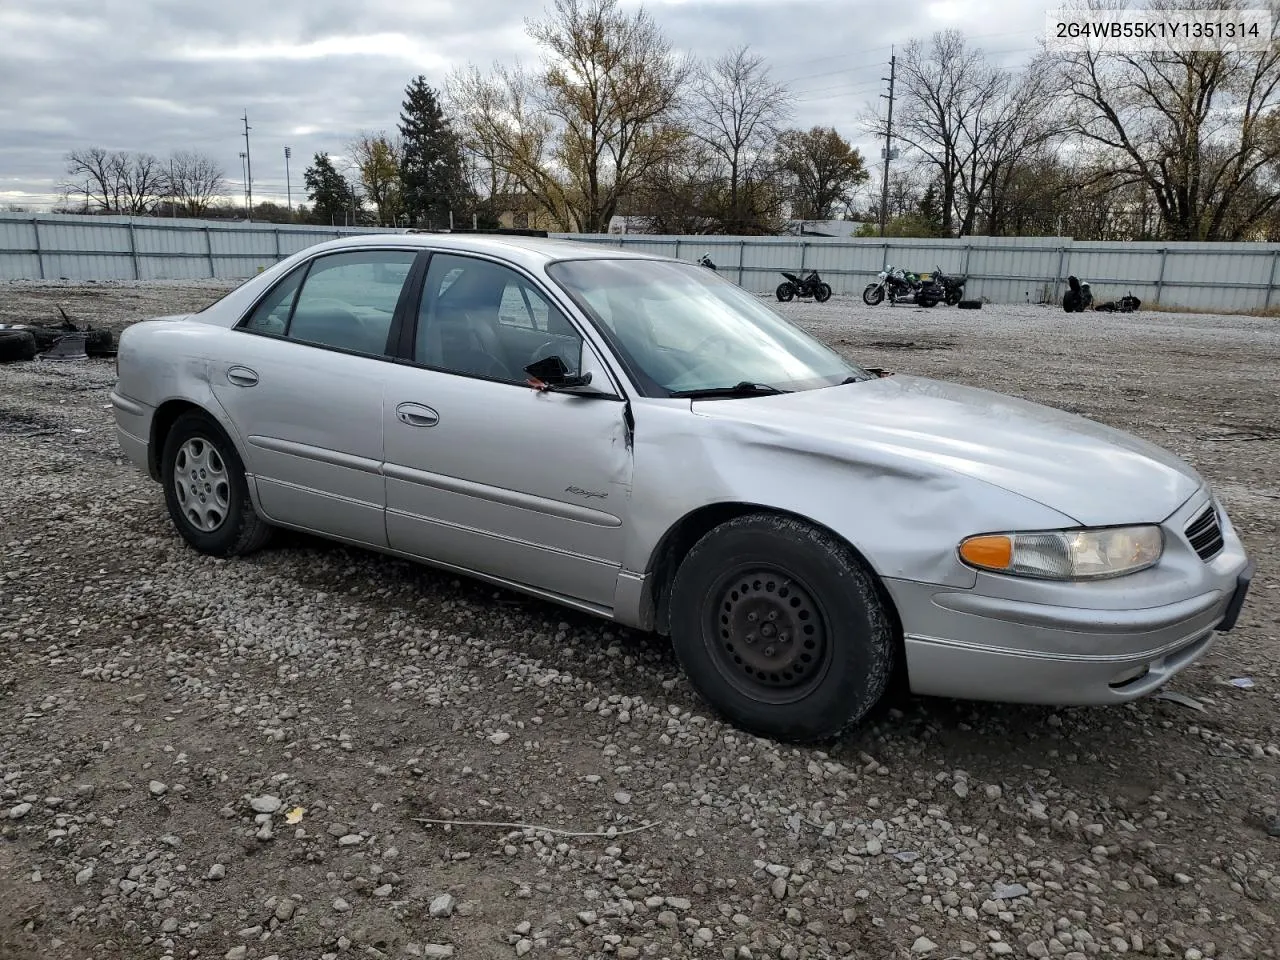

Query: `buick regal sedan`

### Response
(109, 233, 1254, 742)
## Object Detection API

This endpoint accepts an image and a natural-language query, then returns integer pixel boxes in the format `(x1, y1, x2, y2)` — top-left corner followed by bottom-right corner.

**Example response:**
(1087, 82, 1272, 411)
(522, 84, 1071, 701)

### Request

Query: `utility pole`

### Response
(242, 110, 254, 221)
(284, 146, 293, 221)
(238, 152, 248, 214)
(878, 51, 896, 239)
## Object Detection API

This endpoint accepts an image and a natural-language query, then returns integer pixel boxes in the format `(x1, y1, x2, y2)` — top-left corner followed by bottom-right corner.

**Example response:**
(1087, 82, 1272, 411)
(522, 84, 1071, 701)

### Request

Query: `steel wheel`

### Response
(705, 564, 832, 705)
(172, 437, 231, 533)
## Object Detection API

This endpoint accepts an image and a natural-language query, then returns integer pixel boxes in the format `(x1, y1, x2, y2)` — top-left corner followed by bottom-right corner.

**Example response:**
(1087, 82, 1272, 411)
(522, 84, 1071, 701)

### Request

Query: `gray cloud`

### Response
(0, 0, 1049, 208)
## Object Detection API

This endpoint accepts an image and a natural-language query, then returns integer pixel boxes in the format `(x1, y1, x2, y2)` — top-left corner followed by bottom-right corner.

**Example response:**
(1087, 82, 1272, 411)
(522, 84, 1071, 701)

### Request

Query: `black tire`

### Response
(7, 325, 113, 355)
(668, 513, 896, 743)
(775, 282, 795, 302)
(815, 283, 832, 303)
(160, 410, 273, 557)
(0, 330, 37, 362)
(945, 289, 963, 306)
(917, 293, 940, 308)
(862, 284, 885, 306)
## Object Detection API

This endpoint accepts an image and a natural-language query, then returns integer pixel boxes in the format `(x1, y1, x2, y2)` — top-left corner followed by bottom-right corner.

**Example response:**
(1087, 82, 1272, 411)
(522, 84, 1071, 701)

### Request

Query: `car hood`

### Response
(691, 375, 1203, 526)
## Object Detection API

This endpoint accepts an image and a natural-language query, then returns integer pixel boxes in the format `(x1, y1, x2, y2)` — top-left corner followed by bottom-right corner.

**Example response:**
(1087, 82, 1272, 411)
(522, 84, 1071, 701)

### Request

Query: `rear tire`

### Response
(668, 513, 896, 743)
(161, 410, 273, 557)
(862, 284, 884, 306)
(776, 282, 795, 302)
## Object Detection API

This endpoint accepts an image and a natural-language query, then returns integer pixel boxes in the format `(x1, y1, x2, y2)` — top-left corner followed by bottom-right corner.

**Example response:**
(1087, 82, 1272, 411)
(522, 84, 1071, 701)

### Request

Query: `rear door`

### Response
(210, 248, 421, 547)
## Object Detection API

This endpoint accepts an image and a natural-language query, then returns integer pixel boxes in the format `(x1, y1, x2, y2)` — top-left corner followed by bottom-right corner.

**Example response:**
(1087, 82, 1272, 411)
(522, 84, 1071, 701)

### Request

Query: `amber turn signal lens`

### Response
(959, 535, 1013, 570)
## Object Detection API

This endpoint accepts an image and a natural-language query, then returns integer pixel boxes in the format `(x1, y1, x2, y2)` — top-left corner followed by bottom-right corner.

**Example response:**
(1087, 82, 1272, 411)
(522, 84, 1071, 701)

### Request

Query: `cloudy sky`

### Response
(0, 0, 1052, 211)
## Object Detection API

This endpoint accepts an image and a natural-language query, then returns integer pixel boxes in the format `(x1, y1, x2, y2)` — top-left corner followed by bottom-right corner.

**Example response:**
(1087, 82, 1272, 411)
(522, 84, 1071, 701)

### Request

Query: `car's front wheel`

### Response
(668, 513, 896, 742)
(161, 410, 272, 557)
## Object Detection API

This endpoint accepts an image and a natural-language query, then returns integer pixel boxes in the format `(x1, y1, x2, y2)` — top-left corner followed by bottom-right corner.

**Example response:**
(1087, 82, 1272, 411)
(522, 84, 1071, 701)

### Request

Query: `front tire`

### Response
(862, 284, 884, 306)
(776, 282, 795, 302)
(161, 411, 273, 557)
(668, 513, 896, 743)
(815, 283, 832, 302)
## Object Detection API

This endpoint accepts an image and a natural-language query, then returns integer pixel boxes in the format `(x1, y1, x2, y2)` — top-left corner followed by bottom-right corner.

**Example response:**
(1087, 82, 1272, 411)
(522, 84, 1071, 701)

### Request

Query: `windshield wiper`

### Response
(669, 381, 792, 399)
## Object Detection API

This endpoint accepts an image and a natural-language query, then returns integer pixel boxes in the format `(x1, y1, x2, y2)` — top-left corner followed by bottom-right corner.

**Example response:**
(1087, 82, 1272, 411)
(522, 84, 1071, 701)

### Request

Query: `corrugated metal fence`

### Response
(2, 213, 1279, 312)
(570, 233, 1280, 313)
(0, 213, 400, 284)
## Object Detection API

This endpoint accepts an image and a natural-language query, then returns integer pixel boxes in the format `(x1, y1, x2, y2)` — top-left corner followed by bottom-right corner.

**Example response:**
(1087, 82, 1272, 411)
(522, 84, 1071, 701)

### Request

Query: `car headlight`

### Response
(958, 526, 1163, 580)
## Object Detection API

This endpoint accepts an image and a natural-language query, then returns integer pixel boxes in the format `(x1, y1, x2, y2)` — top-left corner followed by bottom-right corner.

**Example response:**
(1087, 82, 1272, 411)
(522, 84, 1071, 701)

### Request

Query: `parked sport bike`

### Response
(697, 253, 717, 270)
(862, 264, 942, 307)
(776, 269, 832, 302)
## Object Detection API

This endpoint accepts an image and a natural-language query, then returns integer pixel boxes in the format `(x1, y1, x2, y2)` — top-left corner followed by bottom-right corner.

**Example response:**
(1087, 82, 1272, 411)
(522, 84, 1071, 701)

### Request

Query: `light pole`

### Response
(284, 146, 293, 221)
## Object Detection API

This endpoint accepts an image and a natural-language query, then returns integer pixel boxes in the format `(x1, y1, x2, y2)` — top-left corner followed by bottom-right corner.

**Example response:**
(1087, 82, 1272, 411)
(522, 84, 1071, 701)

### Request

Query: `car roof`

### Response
(305, 231, 667, 272)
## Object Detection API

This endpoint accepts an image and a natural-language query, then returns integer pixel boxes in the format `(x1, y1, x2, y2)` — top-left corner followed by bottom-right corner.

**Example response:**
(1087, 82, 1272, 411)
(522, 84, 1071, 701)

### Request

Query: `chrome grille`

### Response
(1185, 504, 1224, 562)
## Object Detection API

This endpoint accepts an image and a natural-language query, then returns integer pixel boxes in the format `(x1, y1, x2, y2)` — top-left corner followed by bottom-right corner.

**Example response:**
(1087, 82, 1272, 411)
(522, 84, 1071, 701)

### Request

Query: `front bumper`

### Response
(886, 490, 1254, 706)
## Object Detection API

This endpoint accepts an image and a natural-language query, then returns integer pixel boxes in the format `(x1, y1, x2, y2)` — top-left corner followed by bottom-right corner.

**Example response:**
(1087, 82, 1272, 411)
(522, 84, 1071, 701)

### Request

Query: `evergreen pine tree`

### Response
(303, 153, 357, 225)
(398, 76, 469, 228)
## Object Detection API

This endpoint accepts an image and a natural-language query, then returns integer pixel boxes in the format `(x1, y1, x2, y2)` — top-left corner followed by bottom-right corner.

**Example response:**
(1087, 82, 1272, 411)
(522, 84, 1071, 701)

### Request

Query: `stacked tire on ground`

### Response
(0, 322, 114, 362)
(0, 330, 38, 362)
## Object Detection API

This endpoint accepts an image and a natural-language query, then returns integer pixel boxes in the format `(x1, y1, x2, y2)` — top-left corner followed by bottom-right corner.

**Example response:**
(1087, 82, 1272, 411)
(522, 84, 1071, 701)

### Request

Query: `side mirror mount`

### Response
(524, 354, 599, 394)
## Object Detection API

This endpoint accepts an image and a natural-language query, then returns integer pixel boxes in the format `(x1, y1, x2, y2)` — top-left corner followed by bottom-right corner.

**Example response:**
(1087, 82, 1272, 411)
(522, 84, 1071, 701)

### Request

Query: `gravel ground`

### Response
(1, 279, 1278, 960)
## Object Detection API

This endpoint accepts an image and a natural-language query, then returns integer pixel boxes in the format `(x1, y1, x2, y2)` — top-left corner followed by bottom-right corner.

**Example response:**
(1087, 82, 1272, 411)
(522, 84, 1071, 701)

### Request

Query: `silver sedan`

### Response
(109, 233, 1254, 742)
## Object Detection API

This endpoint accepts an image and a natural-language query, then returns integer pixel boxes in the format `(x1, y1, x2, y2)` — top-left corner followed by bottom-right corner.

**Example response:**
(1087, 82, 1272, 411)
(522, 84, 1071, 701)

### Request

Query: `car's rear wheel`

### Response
(161, 410, 272, 557)
(668, 513, 895, 742)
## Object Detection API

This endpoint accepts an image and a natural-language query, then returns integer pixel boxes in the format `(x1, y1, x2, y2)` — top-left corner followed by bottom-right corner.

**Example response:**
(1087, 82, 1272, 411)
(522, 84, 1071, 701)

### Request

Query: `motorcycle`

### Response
(930, 265, 967, 306)
(1062, 275, 1093, 312)
(862, 264, 942, 307)
(776, 269, 832, 302)
(697, 253, 717, 270)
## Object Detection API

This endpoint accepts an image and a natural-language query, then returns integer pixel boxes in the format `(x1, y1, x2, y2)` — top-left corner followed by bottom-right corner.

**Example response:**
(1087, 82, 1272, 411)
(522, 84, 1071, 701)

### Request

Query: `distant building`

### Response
(779, 219, 865, 237)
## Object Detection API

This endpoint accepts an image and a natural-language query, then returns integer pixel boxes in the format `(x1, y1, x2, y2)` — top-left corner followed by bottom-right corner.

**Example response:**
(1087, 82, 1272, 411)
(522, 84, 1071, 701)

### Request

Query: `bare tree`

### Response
(1055, 0, 1280, 240)
(168, 150, 226, 216)
(448, 0, 691, 232)
(349, 132, 404, 225)
(865, 31, 1004, 236)
(955, 56, 1057, 234)
(64, 147, 168, 215)
(687, 45, 792, 233)
(65, 147, 125, 213)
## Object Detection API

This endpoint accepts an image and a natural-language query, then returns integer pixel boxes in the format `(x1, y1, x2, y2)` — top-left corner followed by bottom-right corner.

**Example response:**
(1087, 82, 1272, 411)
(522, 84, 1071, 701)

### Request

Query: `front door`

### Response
(209, 248, 419, 547)
(381, 252, 633, 609)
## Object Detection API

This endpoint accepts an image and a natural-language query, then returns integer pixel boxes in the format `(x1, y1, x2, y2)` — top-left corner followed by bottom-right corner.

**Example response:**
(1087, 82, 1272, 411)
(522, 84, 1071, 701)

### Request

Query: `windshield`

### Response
(546, 258, 867, 396)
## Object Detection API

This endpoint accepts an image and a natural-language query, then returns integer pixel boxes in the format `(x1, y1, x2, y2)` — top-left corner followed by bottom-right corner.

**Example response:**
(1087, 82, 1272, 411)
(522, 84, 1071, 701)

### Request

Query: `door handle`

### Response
(226, 365, 259, 387)
(396, 402, 439, 427)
